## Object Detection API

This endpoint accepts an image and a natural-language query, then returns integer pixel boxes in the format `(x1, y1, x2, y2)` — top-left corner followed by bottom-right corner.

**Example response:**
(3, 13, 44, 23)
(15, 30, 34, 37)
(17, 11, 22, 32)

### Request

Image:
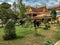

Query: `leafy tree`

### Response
(0, 2, 11, 27)
(13, 1, 17, 15)
(0, 2, 17, 40)
(0, 2, 11, 9)
(17, 0, 26, 18)
(51, 9, 57, 21)
(13, 2, 20, 19)
(0, 2, 17, 24)
(0, 2, 11, 23)
(13, 2, 17, 11)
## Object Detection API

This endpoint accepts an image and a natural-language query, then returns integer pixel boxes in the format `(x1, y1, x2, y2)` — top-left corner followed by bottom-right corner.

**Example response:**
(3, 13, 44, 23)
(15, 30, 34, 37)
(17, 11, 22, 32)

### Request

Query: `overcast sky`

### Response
(0, 0, 60, 8)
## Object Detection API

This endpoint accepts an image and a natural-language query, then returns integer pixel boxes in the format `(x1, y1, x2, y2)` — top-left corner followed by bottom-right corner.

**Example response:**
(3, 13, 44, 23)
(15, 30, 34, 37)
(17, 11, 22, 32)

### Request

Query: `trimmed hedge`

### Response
(3, 19, 16, 40)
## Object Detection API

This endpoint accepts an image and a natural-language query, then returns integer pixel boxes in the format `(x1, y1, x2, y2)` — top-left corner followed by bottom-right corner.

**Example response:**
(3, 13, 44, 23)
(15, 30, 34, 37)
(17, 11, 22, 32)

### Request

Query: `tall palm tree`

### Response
(17, 0, 26, 18)
(13, 1, 17, 13)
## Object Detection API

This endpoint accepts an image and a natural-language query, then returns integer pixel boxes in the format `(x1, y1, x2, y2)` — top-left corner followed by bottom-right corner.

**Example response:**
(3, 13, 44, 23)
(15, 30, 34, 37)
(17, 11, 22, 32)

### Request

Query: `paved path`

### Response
(54, 40, 60, 45)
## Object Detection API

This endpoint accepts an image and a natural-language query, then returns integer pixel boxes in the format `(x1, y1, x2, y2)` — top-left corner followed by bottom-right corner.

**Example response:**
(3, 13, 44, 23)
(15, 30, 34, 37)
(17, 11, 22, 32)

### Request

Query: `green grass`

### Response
(0, 26, 34, 36)
(0, 26, 35, 45)
(56, 26, 60, 30)
(0, 25, 60, 45)
(55, 32, 60, 40)
(0, 27, 4, 32)
(15, 26, 34, 36)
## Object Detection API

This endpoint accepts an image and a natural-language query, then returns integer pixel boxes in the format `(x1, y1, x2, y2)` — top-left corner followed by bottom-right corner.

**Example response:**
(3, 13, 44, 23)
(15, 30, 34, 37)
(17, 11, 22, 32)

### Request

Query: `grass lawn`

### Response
(0, 25, 60, 45)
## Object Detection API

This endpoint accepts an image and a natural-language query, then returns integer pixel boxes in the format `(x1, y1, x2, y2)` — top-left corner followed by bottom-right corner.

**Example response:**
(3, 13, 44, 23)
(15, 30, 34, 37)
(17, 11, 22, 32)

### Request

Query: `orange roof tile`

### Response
(56, 6, 60, 10)
(32, 7, 47, 12)
(33, 12, 51, 19)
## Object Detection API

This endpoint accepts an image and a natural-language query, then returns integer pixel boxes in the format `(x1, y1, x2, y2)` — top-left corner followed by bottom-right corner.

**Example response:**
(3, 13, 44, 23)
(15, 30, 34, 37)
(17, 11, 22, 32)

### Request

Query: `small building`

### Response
(56, 6, 60, 22)
(25, 6, 50, 20)
(25, 6, 60, 23)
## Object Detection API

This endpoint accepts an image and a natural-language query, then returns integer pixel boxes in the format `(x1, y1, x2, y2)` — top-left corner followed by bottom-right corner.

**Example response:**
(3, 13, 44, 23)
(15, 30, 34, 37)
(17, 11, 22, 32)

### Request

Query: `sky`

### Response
(0, 0, 14, 5)
(0, 0, 60, 8)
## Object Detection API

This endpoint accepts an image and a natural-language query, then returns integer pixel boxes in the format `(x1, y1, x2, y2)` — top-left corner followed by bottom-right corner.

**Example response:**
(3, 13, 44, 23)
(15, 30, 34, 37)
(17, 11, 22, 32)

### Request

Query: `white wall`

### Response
(56, 10, 60, 15)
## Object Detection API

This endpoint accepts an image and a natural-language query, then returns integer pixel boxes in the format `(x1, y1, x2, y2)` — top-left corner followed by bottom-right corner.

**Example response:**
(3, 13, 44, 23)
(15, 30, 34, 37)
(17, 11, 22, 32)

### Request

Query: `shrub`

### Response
(43, 24, 50, 30)
(3, 19, 16, 40)
(44, 40, 54, 45)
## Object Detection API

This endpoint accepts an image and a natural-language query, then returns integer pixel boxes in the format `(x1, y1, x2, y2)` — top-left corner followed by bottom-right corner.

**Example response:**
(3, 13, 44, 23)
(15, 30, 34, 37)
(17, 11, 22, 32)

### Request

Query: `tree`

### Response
(13, 2, 17, 15)
(4, 19, 16, 40)
(17, 0, 26, 18)
(0, 2, 11, 9)
(0, 2, 11, 27)
(0, 2, 17, 24)
(51, 9, 57, 21)
(0, 3, 17, 40)
(43, 16, 50, 30)
(0, 2, 11, 24)
(13, 1, 20, 19)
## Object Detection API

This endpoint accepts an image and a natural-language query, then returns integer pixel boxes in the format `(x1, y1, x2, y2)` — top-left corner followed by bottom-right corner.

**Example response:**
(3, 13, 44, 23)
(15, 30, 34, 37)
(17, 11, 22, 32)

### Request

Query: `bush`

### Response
(44, 40, 54, 45)
(43, 24, 50, 30)
(43, 23, 51, 30)
(3, 19, 16, 40)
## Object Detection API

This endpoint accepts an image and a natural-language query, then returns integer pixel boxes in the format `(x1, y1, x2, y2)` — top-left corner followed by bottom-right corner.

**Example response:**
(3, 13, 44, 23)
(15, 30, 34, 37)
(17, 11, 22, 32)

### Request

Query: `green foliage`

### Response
(19, 4, 26, 18)
(0, 2, 11, 19)
(13, 0, 26, 18)
(4, 19, 16, 40)
(42, 16, 50, 30)
(17, 0, 26, 18)
(13, 2, 17, 11)
(43, 24, 48, 30)
(0, 2, 17, 23)
(0, 2, 11, 26)
(51, 9, 57, 20)
(43, 16, 48, 24)
(44, 40, 54, 45)
(0, 2, 11, 9)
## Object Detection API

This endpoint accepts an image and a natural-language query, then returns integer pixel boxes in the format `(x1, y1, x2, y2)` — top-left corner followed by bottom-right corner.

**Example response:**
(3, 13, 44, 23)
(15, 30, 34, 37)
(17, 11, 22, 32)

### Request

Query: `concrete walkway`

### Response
(54, 40, 60, 45)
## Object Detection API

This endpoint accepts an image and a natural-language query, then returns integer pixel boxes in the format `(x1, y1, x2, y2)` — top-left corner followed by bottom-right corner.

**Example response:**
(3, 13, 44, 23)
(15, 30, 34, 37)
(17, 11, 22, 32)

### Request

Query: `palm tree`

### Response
(13, 1, 17, 14)
(17, 0, 26, 18)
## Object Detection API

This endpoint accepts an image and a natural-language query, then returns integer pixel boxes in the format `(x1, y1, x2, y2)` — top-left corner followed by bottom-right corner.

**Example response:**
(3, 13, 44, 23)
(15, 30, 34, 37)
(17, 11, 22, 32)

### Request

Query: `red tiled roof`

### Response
(31, 7, 47, 12)
(56, 6, 60, 10)
(25, 7, 48, 15)
(32, 7, 43, 12)
(33, 12, 51, 19)
(25, 12, 37, 14)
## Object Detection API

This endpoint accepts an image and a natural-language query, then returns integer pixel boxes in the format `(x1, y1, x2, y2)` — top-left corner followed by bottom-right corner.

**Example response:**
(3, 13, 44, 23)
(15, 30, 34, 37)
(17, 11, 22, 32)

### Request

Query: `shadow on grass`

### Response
(34, 33, 45, 37)
(16, 36, 25, 39)
(3, 35, 25, 41)
(0, 26, 3, 28)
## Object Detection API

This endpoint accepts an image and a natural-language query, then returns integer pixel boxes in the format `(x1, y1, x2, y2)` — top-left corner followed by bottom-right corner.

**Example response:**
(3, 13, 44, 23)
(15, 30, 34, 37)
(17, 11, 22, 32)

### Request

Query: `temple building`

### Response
(56, 6, 60, 21)
(25, 6, 60, 21)
(25, 6, 51, 20)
